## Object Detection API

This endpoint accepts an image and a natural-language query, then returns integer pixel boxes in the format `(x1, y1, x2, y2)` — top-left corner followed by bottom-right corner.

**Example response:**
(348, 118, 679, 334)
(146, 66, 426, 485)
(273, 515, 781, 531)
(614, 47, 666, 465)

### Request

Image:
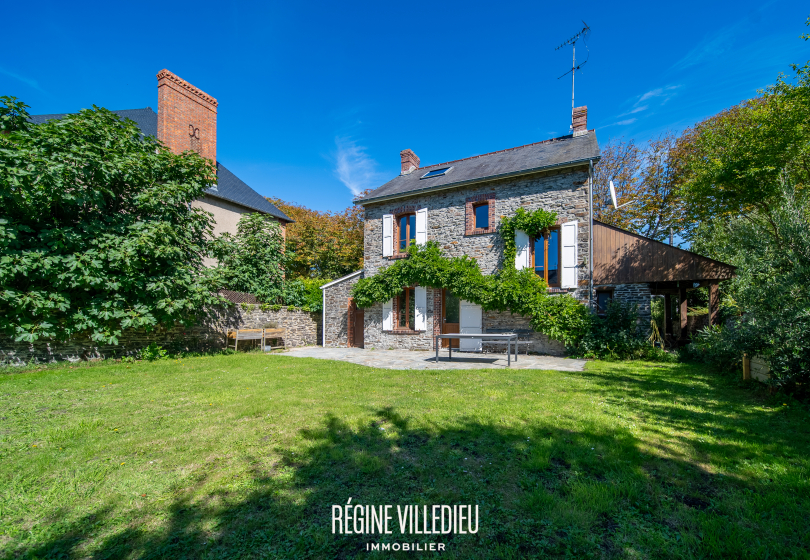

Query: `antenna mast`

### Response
(556, 22, 591, 122)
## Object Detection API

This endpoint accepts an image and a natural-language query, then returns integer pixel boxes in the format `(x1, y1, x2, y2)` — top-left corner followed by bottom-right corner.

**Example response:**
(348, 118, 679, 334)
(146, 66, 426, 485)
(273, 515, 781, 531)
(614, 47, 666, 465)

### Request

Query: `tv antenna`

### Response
(556, 21, 591, 119)
(610, 181, 635, 209)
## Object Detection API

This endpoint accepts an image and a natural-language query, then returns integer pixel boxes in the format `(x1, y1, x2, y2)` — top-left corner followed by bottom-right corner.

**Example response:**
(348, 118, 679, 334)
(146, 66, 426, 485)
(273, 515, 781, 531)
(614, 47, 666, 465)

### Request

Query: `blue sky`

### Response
(3, 1, 808, 212)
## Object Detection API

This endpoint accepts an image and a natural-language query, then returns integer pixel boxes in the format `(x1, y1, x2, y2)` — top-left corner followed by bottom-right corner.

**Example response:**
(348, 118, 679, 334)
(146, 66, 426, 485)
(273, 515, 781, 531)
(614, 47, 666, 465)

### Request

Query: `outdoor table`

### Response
(434, 333, 519, 366)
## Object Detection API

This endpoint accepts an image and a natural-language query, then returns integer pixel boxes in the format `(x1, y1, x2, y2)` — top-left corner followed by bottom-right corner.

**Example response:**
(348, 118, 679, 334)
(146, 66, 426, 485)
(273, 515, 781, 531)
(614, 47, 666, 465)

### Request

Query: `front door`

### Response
(442, 290, 460, 348)
(459, 300, 483, 352)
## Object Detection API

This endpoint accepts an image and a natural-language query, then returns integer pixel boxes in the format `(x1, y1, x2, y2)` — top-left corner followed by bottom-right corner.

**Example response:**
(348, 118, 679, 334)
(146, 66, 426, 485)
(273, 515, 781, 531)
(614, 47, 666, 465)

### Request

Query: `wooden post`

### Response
(709, 282, 719, 326)
(742, 353, 751, 380)
(679, 287, 688, 343)
(664, 294, 673, 340)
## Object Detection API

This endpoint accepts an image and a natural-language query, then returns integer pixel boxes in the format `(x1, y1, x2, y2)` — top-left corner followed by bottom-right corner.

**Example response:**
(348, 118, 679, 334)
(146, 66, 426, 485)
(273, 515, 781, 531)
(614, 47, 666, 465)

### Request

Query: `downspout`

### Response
(322, 288, 326, 347)
(588, 159, 594, 312)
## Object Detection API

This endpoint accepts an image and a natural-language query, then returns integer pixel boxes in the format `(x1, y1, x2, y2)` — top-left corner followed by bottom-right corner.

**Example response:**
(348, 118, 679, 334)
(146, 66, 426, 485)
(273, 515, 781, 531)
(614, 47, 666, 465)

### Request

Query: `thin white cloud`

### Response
(636, 86, 680, 106)
(0, 66, 43, 92)
(618, 105, 648, 117)
(616, 118, 637, 126)
(333, 136, 386, 196)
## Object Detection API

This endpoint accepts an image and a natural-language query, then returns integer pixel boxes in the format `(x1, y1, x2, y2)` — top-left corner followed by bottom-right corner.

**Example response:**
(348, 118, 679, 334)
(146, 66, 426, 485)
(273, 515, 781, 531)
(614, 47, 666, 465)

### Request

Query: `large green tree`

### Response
(677, 58, 810, 232)
(0, 97, 222, 344)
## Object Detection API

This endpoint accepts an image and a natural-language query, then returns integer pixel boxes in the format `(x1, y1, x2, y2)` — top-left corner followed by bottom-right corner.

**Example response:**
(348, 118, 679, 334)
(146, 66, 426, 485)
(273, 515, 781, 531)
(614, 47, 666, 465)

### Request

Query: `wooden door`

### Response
(441, 290, 460, 348)
(348, 298, 364, 349)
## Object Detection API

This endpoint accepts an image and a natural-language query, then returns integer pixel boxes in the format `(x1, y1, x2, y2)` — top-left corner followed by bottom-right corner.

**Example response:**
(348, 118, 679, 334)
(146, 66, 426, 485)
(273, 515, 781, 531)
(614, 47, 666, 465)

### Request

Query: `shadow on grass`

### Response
(10, 392, 809, 559)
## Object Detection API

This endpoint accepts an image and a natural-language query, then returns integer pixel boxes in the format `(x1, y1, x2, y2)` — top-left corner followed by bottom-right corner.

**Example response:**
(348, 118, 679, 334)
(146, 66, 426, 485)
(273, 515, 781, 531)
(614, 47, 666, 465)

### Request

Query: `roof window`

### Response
(420, 166, 453, 179)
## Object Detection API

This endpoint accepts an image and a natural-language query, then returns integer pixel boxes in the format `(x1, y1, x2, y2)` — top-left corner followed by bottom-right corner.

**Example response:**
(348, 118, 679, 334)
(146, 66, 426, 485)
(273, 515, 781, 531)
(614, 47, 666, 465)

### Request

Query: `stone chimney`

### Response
(400, 149, 420, 175)
(156, 69, 218, 162)
(572, 106, 588, 137)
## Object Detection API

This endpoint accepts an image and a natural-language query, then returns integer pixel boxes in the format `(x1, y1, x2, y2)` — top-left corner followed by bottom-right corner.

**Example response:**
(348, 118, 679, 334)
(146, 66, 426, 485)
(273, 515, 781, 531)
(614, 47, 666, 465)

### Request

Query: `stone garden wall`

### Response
(0, 305, 321, 365)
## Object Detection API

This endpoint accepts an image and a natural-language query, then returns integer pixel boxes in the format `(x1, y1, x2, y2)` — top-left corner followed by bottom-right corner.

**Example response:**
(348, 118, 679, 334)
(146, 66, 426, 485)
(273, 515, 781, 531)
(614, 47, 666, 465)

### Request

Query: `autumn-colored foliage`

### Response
(267, 197, 364, 279)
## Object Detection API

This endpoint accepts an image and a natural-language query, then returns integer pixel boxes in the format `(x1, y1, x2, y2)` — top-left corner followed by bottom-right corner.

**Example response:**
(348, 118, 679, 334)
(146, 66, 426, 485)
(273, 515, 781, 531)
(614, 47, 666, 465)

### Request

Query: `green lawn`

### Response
(1, 354, 808, 559)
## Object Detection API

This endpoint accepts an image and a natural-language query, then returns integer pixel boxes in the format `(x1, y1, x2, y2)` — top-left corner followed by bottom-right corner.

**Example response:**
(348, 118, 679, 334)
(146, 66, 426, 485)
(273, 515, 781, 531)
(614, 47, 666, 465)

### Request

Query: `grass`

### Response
(1, 354, 808, 559)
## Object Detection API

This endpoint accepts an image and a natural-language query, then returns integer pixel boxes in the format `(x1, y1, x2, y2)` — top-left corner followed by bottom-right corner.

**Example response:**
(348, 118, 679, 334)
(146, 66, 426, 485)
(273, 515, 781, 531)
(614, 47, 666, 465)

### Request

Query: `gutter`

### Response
(354, 156, 600, 206)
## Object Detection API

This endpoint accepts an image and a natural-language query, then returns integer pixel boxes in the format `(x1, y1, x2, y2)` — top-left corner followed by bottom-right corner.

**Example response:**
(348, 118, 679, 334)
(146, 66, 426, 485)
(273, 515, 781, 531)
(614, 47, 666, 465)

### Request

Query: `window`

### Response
(532, 229, 561, 286)
(465, 193, 496, 235)
(474, 203, 489, 229)
(421, 167, 453, 179)
(396, 288, 416, 330)
(596, 290, 613, 314)
(398, 214, 416, 251)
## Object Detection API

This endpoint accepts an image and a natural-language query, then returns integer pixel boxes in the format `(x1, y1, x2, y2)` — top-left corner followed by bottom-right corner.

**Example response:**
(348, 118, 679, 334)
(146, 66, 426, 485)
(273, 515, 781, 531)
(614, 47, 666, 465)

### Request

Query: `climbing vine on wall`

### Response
(350, 241, 591, 347)
(500, 207, 559, 268)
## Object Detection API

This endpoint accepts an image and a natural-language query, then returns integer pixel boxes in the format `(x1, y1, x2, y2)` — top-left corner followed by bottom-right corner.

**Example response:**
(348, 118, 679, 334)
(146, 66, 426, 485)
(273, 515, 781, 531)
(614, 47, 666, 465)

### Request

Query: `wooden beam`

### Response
(679, 286, 688, 343)
(709, 282, 719, 326)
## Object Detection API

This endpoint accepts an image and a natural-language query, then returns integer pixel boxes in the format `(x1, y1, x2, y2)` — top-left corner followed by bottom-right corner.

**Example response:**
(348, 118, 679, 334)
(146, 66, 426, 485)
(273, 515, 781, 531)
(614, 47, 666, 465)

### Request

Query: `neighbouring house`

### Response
(322, 106, 735, 354)
(30, 69, 291, 251)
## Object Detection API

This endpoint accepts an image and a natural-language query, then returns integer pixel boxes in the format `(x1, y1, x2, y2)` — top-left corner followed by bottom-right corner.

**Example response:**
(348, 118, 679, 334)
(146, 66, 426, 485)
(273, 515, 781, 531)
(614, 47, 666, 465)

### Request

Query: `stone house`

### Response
(30, 69, 291, 247)
(322, 107, 735, 354)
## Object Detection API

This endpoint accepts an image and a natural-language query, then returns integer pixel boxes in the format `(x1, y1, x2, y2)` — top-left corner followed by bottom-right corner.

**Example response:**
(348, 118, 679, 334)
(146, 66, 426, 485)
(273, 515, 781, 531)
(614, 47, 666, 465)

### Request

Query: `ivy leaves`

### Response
(350, 240, 589, 347)
(500, 208, 558, 268)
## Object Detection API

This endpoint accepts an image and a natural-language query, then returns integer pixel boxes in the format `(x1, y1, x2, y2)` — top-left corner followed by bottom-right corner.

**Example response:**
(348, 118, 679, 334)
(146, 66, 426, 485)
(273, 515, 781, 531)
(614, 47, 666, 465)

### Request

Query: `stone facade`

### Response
(363, 167, 591, 298)
(363, 288, 440, 351)
(352, 167, 592, 354)
(595, 283, 653, 328)
(323, 272, 363, 347)
(0, 306, 320, 365)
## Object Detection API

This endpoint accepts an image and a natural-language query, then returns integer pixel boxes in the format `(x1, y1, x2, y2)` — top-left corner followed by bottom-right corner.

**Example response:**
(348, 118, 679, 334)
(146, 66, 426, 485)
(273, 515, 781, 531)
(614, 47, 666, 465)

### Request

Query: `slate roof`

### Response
(355, 132, 601, 205)
(29, 108, 291, 222)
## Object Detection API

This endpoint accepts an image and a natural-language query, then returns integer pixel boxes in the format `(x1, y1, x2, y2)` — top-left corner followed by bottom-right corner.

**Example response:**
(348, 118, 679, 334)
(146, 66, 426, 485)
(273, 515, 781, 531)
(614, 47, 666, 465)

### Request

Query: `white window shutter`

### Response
(515, 229, 530, 270)
(382, 214, 393, 257)
(414, 287, 427, 330)
(382, 298, 393, 330)
(415, 208, 428, 245)
(561, 220, 579, 288)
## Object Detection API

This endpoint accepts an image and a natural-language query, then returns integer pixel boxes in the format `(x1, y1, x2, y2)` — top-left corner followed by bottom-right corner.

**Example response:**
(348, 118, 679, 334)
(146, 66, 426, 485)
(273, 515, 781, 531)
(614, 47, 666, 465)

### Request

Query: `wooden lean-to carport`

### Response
(593, 221, 736, 344)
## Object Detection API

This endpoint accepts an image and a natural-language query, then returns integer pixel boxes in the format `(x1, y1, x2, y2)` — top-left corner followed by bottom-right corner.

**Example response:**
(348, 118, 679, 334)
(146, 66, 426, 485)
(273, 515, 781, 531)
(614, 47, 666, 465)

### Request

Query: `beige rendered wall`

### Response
(193, 195, 285, 267)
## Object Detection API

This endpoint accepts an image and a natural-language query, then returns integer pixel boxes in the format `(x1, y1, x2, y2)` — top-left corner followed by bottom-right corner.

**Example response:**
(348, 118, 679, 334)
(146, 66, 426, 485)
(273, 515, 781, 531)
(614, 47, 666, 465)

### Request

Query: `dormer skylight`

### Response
(420, 166, 453, 179)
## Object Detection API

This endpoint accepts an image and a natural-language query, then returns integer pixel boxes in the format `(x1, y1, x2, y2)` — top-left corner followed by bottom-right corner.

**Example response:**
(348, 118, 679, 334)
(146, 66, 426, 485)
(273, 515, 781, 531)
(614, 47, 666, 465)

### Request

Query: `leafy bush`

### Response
(681, 324, 759, 373)
(571, 301, 675, 361)
(572, 301, 644, 360)
(139, 343, 168, 361)
(280, 277, 328, 312)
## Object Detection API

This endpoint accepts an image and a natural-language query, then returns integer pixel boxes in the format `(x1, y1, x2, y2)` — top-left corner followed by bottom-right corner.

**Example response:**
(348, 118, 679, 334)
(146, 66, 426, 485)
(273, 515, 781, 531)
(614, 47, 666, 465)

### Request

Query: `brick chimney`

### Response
(156, 69, 218, 162)
(400, 149, 420, 175)
(572, 106, 588, 137)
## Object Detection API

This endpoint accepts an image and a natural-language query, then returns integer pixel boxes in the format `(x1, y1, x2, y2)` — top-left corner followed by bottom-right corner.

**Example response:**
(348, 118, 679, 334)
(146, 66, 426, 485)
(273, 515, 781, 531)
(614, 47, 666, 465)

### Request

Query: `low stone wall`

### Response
(482, 310, 566, 356)
(0, 305, 321, 365)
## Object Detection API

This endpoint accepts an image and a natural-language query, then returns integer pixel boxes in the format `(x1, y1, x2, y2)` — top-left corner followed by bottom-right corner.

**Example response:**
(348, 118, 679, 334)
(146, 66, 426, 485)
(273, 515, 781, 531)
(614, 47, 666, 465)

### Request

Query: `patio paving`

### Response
(276, 346, 587, 371)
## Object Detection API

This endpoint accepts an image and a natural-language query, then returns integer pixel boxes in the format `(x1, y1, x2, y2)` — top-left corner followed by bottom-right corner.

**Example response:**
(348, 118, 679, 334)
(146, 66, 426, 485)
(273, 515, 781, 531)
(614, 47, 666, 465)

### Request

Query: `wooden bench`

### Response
(483, 328, 534, 355)
(225, 328, 286, 352)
